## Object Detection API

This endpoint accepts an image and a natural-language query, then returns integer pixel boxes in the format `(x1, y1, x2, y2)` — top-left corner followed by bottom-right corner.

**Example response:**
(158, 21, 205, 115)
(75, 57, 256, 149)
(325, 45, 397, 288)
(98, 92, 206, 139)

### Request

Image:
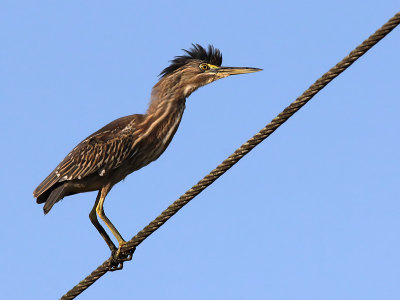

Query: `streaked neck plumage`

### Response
(139, 74, 195, 150)
(146, 72, 197, 118)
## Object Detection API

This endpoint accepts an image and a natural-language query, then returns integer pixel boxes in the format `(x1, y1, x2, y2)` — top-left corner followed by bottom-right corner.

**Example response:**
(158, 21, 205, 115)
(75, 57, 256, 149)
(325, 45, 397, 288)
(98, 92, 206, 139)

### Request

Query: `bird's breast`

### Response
(150, 110, 184, 161)
(120, 106, 185, 179)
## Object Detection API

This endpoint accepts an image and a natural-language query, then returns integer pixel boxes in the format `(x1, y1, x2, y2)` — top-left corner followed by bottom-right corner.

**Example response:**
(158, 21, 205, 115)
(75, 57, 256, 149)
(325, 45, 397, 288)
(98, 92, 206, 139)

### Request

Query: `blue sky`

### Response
(1, 1, 400, 299)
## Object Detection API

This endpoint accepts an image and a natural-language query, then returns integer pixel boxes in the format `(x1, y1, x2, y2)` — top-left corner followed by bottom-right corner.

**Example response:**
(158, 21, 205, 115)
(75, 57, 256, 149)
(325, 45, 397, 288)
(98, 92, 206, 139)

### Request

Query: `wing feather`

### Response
(34, 114, 141, 198)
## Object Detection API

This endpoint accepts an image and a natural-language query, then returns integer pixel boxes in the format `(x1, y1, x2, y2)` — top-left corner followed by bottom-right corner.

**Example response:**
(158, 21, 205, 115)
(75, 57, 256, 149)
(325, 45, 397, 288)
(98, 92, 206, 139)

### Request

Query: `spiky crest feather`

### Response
(159, 44, 222, 78)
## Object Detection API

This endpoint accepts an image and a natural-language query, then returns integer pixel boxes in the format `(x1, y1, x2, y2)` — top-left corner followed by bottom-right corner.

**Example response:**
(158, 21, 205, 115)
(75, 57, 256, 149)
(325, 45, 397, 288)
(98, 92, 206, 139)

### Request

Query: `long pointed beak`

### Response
(210, 66, 263, 76)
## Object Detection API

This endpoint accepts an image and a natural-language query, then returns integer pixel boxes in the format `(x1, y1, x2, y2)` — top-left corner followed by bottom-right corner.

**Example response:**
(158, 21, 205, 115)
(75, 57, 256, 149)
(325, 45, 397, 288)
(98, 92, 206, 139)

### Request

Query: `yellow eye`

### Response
(199, 63, 210, 71)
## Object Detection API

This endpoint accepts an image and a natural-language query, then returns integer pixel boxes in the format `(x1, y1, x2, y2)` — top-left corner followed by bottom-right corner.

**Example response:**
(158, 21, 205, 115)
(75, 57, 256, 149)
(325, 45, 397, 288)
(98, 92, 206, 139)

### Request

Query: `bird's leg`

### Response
(96, 185, 126, 245)
(89, 191, 117, 253)
(96, 185, 135, 269)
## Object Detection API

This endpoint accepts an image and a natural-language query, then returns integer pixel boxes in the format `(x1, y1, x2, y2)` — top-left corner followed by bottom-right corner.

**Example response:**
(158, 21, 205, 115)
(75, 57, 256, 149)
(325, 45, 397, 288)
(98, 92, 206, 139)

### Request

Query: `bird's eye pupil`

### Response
(200, 64, 209, 71)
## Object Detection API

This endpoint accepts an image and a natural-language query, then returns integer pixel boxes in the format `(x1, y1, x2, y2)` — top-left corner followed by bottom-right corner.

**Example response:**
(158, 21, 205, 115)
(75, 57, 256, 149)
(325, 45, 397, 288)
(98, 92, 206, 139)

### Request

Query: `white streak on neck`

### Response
(183, 84, 195, 97)
(162, 110, 182, 145)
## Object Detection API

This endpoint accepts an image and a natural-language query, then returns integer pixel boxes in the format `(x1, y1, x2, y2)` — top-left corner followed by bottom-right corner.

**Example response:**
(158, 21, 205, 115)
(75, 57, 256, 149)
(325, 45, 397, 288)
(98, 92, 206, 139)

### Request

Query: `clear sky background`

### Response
(1, 1, 399, 299)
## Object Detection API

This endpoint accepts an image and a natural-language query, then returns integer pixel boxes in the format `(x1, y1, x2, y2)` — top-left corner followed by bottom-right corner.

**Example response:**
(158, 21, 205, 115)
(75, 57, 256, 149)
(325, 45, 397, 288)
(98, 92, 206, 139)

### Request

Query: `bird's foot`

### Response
(109, 243, 136, 271)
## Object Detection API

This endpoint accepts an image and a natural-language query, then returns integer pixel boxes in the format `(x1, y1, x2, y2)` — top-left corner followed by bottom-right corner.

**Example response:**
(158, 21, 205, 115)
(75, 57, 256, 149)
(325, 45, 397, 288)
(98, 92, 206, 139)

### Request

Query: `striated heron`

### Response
(34, 44, 262, 267)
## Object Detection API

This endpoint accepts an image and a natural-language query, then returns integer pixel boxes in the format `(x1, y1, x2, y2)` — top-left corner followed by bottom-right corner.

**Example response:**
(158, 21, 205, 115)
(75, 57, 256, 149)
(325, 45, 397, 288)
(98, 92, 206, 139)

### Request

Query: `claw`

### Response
(109, 260, 123, 271)
(118, 247, 135, 262)
(108, 245, 136, 271)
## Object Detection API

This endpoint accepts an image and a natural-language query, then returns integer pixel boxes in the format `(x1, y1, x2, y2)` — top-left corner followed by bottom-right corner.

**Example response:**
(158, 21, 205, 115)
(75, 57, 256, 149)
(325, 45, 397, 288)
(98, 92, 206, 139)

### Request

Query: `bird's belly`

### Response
(110, 144, 169, 183)
(134, 142, 170, 169)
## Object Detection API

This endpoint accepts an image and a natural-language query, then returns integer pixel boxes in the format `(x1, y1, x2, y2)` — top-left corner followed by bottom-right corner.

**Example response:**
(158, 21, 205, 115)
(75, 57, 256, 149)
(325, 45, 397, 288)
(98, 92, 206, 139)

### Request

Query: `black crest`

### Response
(159, 44, 223, 77)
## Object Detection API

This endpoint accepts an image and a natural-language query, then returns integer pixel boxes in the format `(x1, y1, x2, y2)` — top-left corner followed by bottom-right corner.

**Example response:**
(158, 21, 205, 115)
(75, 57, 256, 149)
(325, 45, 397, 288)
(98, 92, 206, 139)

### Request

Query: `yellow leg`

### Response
(95, 184, 135, 270)
(89, 191, 117, 252)
(96, 184, 126, 246)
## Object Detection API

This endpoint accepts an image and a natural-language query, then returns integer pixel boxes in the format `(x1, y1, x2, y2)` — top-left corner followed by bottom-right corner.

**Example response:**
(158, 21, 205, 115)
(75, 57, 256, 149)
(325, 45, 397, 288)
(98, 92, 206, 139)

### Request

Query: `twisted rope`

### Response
(61, 12, 400, 300)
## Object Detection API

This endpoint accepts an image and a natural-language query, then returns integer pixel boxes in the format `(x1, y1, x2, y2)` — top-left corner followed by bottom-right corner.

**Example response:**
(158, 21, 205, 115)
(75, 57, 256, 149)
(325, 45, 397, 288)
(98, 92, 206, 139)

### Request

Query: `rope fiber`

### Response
(61, 12, 400, 300)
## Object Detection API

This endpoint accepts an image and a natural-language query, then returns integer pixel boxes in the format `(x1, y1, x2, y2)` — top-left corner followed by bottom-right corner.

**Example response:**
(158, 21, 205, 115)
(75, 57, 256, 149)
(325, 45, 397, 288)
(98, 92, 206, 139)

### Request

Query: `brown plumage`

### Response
(34, 44, 261, 263)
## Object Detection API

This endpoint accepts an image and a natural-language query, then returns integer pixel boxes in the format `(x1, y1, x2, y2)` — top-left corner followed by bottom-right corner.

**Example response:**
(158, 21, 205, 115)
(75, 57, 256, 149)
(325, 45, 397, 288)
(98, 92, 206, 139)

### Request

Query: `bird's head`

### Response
(158, 44, 262, 98)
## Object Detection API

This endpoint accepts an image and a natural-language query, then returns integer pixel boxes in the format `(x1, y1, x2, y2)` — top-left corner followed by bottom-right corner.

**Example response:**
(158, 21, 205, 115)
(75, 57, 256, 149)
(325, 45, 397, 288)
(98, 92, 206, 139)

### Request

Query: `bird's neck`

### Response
(138, 79, 187, 145)
(148, 75, 192, 110)
(145, 77, 188, 121)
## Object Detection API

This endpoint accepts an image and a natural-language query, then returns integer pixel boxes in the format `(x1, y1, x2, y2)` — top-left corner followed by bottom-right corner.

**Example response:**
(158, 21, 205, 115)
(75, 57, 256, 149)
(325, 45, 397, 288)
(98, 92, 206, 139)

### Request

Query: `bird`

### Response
(33, 44, 261, 266)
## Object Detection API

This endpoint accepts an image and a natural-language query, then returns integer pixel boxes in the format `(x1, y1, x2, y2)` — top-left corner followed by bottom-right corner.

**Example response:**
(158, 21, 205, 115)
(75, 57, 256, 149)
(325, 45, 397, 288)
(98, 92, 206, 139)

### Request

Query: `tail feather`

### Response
(34, 171, 60, 198)
(36, 188, 51, 204)
(43, 185, 66, 214)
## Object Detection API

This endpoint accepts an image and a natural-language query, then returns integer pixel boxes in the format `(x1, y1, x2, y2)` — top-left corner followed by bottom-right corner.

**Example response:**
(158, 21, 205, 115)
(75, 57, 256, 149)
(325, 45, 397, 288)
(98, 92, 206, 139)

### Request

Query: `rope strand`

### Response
(61, 11, 400, 300)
